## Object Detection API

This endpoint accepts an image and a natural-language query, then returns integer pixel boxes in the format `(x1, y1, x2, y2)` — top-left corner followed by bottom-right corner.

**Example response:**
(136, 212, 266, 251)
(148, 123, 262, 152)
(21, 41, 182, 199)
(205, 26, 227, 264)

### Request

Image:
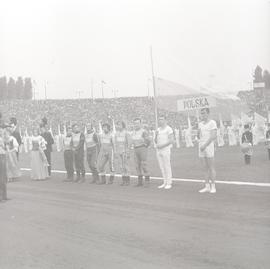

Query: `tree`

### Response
(253, 65, 263, 82)
(24, 77, 33, 100)
(0, 76, 8, 99)
(15, 77, 24, 99)
(7, 77, 16, 99)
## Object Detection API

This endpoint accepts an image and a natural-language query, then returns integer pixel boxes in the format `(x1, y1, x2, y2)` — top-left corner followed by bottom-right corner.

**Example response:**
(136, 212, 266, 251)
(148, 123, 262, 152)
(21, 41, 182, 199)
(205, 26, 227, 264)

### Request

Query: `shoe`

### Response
(107, 175, 114, 184)
(199, 184, 211, 193)
(98, 175, 106, 185)
(135, 176, 143, 187)
(158, 182, 166, 189)
(120, 176, 126, 186)
(210, 184, 216, 194)
(79, 177, 86, 184)
(144, 176, 150, 188)
(164, 184, 172, 190)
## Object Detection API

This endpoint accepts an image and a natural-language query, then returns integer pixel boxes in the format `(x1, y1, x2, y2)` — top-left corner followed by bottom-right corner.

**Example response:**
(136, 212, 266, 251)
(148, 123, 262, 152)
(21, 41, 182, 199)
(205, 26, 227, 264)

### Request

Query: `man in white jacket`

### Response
(155, 115, 174, 190)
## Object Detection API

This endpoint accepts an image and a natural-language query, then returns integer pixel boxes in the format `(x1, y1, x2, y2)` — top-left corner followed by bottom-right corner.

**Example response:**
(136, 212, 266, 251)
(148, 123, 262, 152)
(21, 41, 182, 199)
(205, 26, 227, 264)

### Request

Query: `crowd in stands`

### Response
(0, 97, 186, 132)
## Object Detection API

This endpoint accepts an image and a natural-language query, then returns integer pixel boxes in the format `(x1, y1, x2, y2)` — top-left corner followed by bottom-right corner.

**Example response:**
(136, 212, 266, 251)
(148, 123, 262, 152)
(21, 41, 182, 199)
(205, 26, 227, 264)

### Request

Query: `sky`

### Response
(1, 0, 269, 99)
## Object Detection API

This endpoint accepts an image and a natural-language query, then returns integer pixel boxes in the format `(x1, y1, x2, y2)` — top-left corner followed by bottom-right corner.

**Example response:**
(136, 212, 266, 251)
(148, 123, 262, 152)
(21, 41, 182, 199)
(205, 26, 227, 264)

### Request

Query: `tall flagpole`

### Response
(150, 46, 158, 130)
(91, 79, 94, 101)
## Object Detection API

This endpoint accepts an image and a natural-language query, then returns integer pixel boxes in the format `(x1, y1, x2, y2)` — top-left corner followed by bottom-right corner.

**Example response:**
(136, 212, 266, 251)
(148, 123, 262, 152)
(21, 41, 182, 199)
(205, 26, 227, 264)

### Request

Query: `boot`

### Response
(74, 171, 81, 182)
(126, 176, 130, 186)
(135, 175, 143, 187)
(108, 175, 114, 184)
(79, 175, 86, 183)
(98, 175, 106, 185)
(144, 176, 150, 187)
(120, 176, 126, 186)
(3, 184, 7, 200)
(90, 173, 99, 184)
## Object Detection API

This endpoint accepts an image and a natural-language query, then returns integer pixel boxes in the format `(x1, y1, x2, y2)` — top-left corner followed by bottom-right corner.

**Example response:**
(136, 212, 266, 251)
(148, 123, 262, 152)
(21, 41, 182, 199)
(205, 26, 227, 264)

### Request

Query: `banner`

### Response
(155, 77, 200, 111)
(177, 96, 216, 112)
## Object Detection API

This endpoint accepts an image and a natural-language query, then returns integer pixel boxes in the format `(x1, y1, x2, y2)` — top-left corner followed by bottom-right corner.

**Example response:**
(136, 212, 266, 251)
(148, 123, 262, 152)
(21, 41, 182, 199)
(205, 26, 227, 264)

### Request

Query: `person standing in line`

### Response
(85, 123, 100, 184)
(62, 126, 74, 182)
(40, 124, 54, 177)
(98, 123, 115, 185)
(72, 124, 86, 183)
(30, 127, 49, 181)
(0, 126, 8, 202)
(198, 108, 217, 194)
(115, 121, 131, 186)
(265, 123, 270, 160)
(155, 115, 174, 190)
(131, 118, 151, 187)
(4, 129, 21, 182)
(9, 117, 22, 160)
(241, 124, 253, 165)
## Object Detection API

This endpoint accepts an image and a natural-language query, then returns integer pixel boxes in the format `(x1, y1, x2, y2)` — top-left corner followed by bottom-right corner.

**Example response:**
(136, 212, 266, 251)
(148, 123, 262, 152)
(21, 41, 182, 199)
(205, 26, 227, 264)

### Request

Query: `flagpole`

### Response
(91, 79, 94, 101)
(150, 46, 158, 130)
(101, 80, 104, 99)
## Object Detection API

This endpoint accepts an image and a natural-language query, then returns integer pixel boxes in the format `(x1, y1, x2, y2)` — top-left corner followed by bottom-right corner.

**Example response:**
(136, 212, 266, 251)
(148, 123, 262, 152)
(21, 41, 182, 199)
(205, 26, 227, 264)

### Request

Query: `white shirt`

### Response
(156, 125, 174, 150)
(199, 120, 217, 147)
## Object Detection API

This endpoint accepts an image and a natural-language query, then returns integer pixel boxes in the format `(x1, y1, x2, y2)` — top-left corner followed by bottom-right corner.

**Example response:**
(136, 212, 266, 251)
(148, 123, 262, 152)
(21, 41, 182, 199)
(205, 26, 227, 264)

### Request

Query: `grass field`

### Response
(1, 145, 270, 269)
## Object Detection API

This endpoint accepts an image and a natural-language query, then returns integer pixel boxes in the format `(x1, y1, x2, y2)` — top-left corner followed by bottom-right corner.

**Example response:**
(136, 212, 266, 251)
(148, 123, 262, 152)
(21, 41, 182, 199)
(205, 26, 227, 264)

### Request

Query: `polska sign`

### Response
(177, 96, 216, 112)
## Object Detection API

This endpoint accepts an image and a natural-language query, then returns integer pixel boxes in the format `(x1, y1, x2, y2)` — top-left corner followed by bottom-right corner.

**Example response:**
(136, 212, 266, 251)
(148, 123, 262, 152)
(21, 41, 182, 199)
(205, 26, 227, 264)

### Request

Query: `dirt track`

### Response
(1, 174, 270, 269)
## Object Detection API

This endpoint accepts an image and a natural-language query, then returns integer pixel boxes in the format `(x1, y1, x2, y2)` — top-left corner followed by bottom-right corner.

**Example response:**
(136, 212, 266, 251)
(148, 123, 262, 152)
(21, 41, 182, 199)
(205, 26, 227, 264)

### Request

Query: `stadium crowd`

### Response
(0, 98, 185, 131)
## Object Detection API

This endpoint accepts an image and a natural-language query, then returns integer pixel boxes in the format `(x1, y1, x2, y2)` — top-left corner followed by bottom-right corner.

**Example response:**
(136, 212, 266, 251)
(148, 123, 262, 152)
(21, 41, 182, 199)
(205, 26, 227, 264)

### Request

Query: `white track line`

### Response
(20, 168, 270, 188)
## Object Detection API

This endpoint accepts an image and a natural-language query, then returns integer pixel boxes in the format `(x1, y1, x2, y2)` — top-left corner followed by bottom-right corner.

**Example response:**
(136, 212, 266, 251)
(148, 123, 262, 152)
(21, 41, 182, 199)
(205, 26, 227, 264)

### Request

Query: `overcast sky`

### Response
(1, 0, 269, 99)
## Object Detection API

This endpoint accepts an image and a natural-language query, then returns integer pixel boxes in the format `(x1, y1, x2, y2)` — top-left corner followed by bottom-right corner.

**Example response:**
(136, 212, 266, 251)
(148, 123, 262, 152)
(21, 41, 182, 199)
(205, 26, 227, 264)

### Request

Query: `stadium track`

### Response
(1, 171, 270, 269)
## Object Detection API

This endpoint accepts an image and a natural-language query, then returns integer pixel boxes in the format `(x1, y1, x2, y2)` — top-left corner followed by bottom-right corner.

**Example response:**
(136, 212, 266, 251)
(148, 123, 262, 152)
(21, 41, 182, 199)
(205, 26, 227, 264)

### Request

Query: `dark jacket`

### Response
(242, 131, 253, 145)
(12, 130, 22, 146)
(41, 131, 54, 152)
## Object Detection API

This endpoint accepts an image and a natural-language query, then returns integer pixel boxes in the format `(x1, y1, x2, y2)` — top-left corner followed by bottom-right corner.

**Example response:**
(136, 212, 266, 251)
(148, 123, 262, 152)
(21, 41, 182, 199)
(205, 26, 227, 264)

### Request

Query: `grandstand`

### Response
(0, 96, 245, 132)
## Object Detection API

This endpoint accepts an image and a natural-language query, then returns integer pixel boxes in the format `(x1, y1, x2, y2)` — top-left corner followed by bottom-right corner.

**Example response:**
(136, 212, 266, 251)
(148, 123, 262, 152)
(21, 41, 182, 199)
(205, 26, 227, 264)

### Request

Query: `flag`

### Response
(241, 112, 252, 126)
(112, 119, 116, 135)
(63, 125, 67, 137)
(231, 114, 241, 129)
(187, 116, 192, 131)
(254, 112, 266, 127)
(99, 121, 103, 134)
(155, 77, 200, 112)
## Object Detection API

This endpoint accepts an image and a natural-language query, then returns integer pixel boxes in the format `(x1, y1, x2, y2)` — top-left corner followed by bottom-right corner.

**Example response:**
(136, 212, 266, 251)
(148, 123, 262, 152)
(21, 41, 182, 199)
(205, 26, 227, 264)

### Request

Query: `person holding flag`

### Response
(115, 121, 131, 186)
(155, 115, 174, 190)
(131, 118, 151, 187)
(97, 123, 115, 184)
(0, 125, 8, 202)
(4, 128, 21, 182)
(29, 127, 49, 181)
(72, 124, 86, 183)
(62, 126, 74, 182)
(40, 123, 54, 177)
(9, 117, 22, 160)
(198, 108, 217, 194)
(85, 123, 100, 184)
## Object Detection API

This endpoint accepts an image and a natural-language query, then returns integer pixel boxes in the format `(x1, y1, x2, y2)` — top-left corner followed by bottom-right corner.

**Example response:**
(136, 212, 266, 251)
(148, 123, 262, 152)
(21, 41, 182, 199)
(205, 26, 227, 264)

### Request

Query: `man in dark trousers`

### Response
(85, 123, 100, 184)
(40, 124, 54, 177)
(9, 117, 22, 160)
(72, 124, 86, 183)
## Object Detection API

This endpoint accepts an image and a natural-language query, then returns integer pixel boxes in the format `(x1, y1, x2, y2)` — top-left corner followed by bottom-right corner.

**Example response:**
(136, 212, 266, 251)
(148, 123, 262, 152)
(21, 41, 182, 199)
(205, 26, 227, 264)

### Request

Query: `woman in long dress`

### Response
(0, 127, 8, 201)
(30, 128, 49, 181)
(4, 129, 21, 182)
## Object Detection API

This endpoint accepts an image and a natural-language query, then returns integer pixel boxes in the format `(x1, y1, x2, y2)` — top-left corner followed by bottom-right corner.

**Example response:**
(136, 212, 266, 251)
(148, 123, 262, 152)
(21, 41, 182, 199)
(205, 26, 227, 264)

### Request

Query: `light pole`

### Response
(76, 90, 84, 99)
